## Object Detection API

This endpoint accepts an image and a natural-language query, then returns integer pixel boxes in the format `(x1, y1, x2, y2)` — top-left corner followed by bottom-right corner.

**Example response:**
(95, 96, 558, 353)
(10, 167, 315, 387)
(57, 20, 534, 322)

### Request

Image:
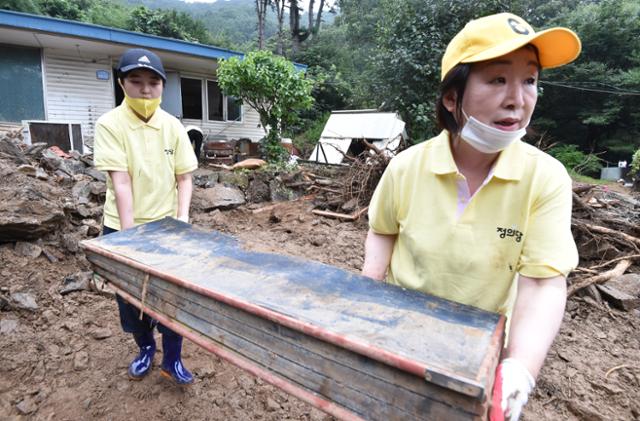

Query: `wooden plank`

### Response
(90, 256, 485, 419)
(82, 218, 504, 420)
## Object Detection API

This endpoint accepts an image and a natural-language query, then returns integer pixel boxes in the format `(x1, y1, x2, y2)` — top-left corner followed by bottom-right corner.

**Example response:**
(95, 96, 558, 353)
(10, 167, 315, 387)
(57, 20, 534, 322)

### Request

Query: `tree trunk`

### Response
(313, 0, 325, 38)
(273, 0, 286, 55)
(255, 0, 269, 50)
(289, 0, 301, 54)
(308, 0, 315, 38)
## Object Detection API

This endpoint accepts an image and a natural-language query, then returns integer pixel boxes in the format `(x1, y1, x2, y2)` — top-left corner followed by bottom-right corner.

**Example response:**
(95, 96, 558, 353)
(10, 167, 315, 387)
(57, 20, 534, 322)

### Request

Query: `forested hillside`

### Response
(1, 0, 639, 173)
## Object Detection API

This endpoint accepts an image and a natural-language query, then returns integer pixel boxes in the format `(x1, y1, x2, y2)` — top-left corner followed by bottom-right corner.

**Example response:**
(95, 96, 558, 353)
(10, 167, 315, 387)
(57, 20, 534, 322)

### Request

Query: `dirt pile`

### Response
(0, 134, 639, 420)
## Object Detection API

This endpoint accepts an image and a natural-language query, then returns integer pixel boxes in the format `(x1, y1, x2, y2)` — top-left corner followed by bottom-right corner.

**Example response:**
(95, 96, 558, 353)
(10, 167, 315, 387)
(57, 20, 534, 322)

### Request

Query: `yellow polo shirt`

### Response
(369, 130, 578, 316)
(94, 103, 198, 230)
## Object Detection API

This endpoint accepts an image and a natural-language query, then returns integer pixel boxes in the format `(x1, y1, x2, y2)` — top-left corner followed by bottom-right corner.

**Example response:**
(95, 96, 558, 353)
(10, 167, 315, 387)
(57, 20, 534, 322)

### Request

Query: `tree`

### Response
(0, 0, 41, 13)
(217, 51, 314, 162)
(127, 6, 213, 44)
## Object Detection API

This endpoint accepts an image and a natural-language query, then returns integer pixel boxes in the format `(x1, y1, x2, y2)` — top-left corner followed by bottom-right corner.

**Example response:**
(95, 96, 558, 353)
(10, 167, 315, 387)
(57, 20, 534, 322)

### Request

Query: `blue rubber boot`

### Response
(160, 334, 194, 385)
(128, 331, 156, 380)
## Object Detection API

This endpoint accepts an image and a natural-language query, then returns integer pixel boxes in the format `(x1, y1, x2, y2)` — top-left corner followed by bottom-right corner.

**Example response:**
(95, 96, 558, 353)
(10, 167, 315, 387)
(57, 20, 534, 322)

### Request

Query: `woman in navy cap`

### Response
(94, 48, 198, 385)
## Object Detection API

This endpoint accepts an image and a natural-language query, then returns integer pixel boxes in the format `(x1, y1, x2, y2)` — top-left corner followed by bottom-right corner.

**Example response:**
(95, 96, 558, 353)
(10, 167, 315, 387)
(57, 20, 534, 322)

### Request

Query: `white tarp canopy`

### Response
(308, 110, 406, 164)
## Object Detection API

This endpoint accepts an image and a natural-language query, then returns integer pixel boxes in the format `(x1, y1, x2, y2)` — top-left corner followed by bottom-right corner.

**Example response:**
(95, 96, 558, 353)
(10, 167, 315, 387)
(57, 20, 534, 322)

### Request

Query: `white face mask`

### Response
(460, 111, 527, 154)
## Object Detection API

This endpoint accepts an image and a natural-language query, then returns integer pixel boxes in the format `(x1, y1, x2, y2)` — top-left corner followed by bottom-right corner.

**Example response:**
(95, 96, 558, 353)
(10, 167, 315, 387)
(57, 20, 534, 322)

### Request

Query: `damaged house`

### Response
(0, 9, 305, 152)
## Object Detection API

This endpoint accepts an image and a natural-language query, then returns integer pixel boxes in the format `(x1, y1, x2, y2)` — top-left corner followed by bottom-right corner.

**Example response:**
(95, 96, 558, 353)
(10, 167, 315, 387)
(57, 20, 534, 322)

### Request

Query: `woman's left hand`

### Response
(490, 358, 535, 421)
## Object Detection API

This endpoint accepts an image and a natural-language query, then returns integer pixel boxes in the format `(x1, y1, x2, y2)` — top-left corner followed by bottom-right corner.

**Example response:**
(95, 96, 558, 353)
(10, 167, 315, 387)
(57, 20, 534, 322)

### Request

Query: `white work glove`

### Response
(491, 358, 535, 421)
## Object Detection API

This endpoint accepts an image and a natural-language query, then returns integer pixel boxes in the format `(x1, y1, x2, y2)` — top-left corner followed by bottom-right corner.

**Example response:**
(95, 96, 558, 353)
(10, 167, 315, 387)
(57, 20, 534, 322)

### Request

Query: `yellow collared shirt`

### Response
(368, 131, 578, 316)
(94, 103, 198, 230)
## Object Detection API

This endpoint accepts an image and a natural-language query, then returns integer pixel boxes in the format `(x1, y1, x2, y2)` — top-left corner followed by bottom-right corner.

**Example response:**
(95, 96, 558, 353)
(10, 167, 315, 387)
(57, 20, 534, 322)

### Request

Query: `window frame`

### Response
(205, 78, 243, 123)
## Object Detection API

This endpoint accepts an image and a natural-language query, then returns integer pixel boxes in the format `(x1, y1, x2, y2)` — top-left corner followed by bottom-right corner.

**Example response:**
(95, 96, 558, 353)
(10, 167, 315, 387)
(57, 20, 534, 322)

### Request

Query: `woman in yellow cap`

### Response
(363, 13, 581, 421)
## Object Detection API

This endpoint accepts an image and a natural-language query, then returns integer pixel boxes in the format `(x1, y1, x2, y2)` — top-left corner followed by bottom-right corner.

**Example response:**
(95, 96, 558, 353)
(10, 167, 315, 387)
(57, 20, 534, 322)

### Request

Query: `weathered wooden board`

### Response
(81, 218, 504, 421)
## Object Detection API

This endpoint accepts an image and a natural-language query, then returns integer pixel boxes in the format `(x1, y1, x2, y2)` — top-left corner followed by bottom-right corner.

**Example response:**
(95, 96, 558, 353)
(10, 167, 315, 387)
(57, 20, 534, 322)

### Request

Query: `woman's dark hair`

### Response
(435, 64, 471, 135)
(435, 44, 541, 135)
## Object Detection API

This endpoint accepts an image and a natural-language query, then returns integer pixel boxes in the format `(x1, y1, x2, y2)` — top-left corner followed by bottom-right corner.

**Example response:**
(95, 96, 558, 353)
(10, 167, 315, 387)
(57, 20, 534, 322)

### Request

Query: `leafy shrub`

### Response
(548, 144, 602, 176)
(631, 149, 640, 176)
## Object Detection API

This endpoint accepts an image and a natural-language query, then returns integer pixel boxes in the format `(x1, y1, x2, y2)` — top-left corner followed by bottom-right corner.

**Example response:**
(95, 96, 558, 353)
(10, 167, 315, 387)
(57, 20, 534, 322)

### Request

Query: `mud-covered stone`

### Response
(219, 171, 250, 190)
(194, 185, 245, 210)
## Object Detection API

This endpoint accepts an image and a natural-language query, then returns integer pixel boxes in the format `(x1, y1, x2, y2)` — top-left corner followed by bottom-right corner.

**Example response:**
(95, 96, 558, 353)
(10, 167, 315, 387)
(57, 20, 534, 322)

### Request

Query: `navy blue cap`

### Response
(117, 48, 166, 81)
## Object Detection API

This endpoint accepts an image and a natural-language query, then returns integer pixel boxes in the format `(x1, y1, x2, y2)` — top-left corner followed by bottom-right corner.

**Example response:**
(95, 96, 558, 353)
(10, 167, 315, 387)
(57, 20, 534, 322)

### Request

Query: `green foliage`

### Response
(217, 50, 314, 162)
(127, 6, 213, 44)
(548, 144, 602, 176)
(0, 0, 41, 13)
(631, 149, 640, 176)
(292, 112, 330, 157)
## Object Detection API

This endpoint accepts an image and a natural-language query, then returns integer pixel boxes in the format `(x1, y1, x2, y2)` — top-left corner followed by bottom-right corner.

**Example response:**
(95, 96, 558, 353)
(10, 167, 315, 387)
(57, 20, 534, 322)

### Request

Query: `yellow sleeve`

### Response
(174, 125, 198, 175)
(93, 121, 128, 172)
(368, 163, 400, 235)
(518, 169, 578, 278)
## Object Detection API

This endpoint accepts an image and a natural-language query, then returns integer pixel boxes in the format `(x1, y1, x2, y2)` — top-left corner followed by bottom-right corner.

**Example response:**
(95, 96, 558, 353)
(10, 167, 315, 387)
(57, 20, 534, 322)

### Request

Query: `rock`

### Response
(61, 233, 79, 253)
(192, 168, 219, 188)
(219, 171, 249, 190)
(269, 178, 294, 202)
(89, 181, 106, 196)
(195, 184, 245, 210)
(84, 167, 106, 182)
(0, 188, 66, 242)
(75, 204, 102, 219)
(0, 295, 9, 311)
(60, 271, 92, 295)
(25, 142, 48, 156)
(341, 198, 358, 213)
(74, 350, 89, 370)
(80, 155, 94, 167)
(246, 179, 270, 203)
(11, 292, 38, 311)
(90, 327, 112, 340)
(14, 241, 43, 258)
(69, 150, 81, 160)
(0, 318, 19, 334)
(82, 219, 101, 236)
(265, 397, 281, 412)
(0, 136, 28, 164)
(42, 310, 57, 325)
(35, 167, 48, 180)
(597, 273, 640, 311)
(72, 180, 92, 205)
(17, 164, 37, 176)
(16, 396, 38, 415)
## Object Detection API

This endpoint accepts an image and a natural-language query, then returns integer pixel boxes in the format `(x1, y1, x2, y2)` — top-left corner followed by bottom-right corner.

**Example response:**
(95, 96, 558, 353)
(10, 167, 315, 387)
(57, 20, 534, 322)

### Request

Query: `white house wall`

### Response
(43, 51, 265, 143)
(43, 50, 114, 140)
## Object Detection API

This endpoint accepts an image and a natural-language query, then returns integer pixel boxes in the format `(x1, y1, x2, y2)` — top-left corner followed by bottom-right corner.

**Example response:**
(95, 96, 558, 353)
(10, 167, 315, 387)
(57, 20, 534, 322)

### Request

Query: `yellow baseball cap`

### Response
(441, 13, 581, 80)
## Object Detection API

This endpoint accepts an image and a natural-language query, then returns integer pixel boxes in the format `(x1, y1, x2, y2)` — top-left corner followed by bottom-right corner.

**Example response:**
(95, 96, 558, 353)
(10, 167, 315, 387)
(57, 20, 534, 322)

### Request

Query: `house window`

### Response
(227, 96, 242, 121)
(207, 80, 242, 122)
(181, 78, 202, 119)
(0, 45, 45, 122)
(207, 80, 224, 121)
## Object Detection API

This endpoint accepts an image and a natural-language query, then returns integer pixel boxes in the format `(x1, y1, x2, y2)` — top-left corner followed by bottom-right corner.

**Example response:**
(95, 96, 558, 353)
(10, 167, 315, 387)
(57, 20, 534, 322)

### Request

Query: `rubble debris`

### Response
(596, 274, 640, 311)
(10, 292, 38, 311)
(59, 272, 92, 295)
(14, 241, 43, 259)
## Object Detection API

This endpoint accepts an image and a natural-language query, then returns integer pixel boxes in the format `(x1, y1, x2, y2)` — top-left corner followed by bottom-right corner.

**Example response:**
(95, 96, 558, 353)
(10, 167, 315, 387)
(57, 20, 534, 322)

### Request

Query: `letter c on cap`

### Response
(508, 18, 530, 35)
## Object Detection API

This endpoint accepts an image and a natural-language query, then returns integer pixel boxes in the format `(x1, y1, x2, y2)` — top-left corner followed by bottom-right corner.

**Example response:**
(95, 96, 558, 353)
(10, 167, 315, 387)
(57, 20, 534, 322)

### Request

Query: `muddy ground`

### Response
(1, 158, 639, 420)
